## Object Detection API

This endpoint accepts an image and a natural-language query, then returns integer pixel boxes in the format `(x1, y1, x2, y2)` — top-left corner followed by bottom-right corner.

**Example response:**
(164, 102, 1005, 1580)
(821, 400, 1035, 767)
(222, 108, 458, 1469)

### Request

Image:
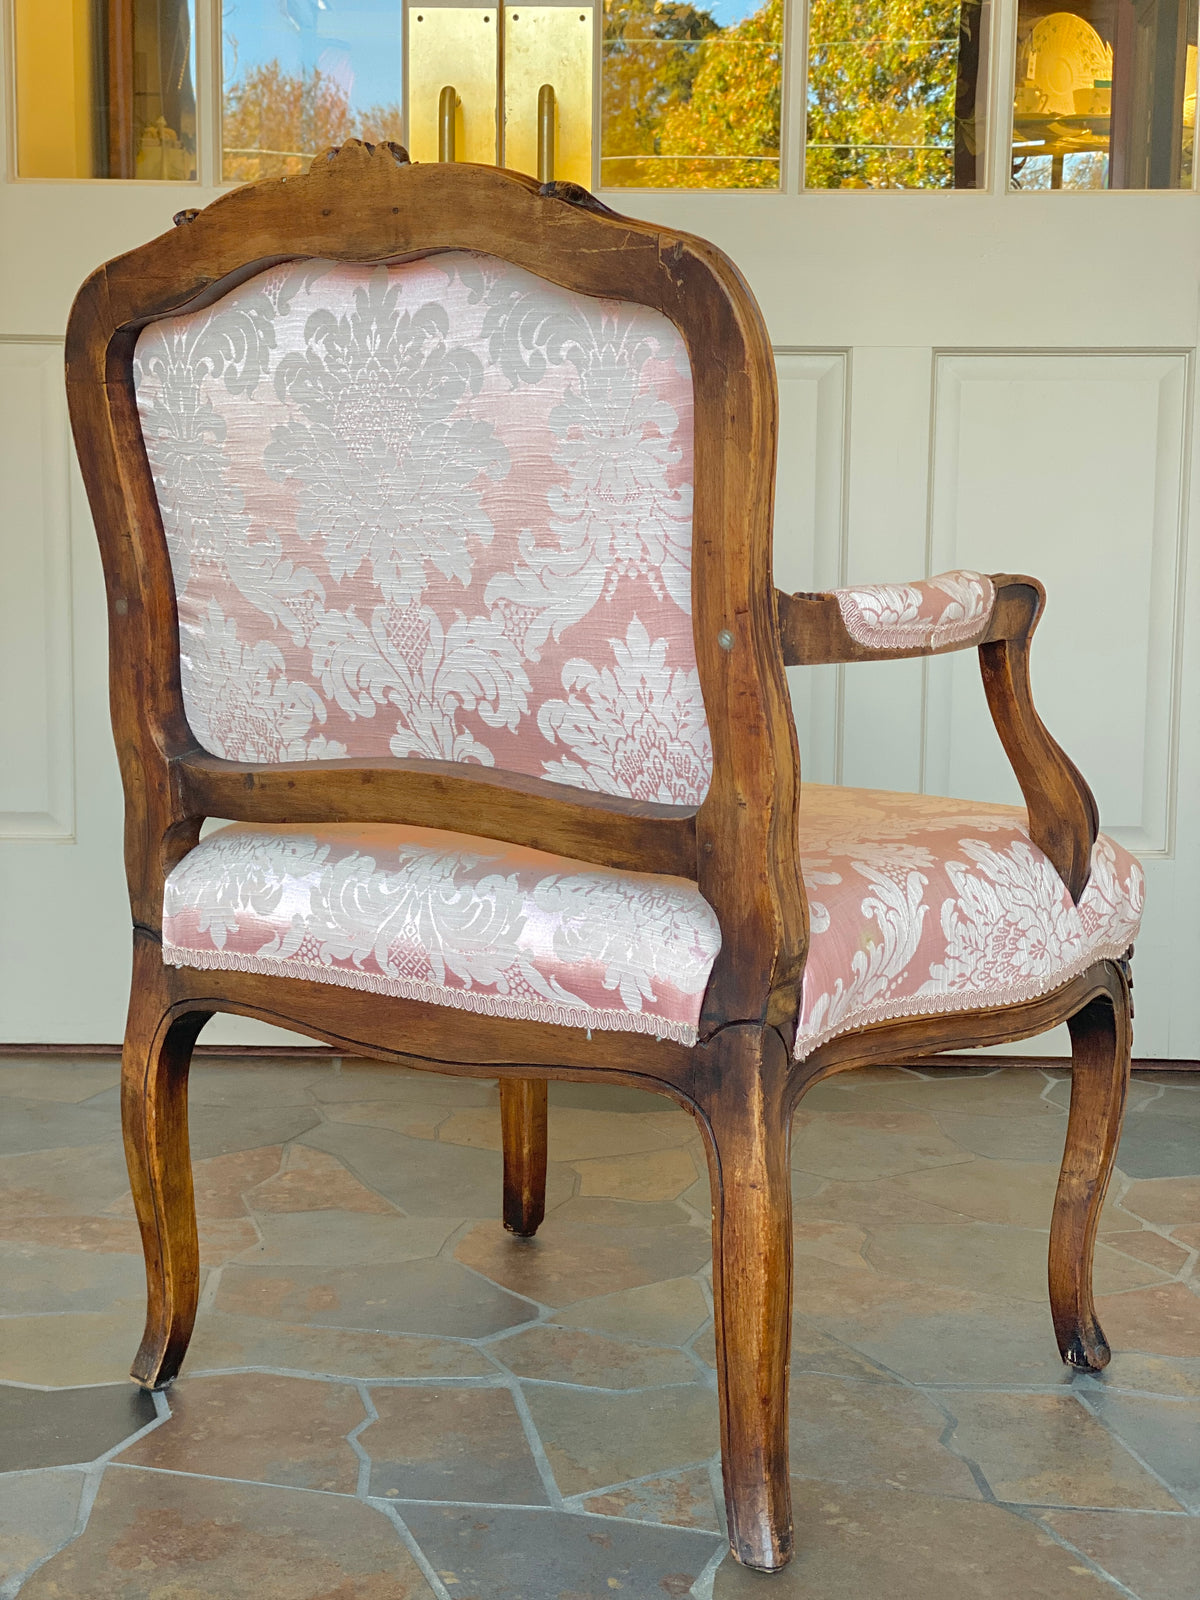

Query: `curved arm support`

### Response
(978, 577, 1098, 903)
(775, 573, 1098, 903)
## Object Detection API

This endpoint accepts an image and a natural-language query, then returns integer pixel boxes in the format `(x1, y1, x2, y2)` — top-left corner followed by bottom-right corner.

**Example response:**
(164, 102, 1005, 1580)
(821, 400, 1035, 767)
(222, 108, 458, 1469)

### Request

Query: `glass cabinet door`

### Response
(14, 0, 197, 180)
(1011, 0, 1198, 188)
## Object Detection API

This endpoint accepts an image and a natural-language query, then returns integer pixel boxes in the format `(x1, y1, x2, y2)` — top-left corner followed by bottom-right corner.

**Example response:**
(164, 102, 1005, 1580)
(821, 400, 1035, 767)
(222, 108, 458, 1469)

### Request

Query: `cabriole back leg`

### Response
(1051, 964, 1132, 1371)
(122, 936, 210, 1389)
(500, 1077, 548, 1237)
(693, 1025, 794, 1572)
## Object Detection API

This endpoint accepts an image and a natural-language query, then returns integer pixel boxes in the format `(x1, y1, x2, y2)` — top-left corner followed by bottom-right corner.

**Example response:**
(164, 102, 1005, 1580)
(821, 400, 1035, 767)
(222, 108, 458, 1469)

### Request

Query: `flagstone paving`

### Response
(0, 1053, 1196, 1598)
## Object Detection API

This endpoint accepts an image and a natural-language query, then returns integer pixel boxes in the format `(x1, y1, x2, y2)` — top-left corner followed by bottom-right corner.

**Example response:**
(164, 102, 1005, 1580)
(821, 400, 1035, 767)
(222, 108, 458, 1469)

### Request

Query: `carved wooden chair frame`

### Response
(66, 142, 1131, 1574)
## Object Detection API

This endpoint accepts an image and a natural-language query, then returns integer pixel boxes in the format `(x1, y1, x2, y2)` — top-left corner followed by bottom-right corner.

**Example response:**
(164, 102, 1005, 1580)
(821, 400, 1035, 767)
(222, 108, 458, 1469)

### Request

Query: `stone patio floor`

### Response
(0, 1052, 1198, 1599)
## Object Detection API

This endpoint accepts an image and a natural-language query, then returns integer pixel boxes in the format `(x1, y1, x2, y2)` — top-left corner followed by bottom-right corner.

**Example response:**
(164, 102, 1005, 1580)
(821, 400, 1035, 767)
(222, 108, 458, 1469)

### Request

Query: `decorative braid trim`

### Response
(162, 943, 700, 1047)
(793, 934, 1138, 1062)
(836, 572, 997, 652)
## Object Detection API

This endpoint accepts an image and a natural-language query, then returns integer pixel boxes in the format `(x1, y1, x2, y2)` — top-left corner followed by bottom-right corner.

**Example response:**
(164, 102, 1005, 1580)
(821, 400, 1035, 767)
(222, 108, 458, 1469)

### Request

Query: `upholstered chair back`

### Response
(133, 251, 710, 807)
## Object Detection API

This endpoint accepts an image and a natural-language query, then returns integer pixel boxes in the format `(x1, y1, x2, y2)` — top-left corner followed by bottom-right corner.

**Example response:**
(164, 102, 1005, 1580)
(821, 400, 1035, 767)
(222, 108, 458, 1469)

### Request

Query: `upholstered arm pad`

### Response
(776, 570, 997, 665)
(775, 570, 1099, 904)
(835, 570, 996, 650)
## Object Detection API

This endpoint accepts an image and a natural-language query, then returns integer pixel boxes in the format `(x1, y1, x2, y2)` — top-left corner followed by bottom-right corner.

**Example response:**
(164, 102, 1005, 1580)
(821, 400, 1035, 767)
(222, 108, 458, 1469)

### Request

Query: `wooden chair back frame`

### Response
(66, 143, 806, 1043)
(65, 143, 1134, 1577)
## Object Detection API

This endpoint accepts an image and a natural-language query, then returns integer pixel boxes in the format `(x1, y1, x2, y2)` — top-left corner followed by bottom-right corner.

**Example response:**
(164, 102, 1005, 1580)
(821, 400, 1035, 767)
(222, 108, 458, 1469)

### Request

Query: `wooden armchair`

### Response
(65, 144, 1143, 1575)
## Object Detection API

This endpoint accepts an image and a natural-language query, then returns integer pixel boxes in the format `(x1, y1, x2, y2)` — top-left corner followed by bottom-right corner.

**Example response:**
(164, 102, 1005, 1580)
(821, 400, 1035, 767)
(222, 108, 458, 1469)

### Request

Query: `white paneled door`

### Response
(2, 0, 1198, 1052)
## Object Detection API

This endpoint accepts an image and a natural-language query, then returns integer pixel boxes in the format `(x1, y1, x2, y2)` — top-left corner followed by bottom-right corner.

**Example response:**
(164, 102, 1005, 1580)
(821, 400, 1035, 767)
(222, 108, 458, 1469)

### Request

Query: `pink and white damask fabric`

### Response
(163, 787, 1142, 1054)
(835, 571, 996, 651)
(795, 787, 1142, 1057)
(163, 821, 722, 1044)
(133, 252, 710, 805)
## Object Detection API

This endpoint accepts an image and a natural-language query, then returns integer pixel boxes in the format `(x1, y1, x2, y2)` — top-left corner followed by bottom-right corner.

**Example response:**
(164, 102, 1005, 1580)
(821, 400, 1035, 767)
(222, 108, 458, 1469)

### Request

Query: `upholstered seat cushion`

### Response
(791, 787, 1141, 1056)
(163, 786, 1143, 1058)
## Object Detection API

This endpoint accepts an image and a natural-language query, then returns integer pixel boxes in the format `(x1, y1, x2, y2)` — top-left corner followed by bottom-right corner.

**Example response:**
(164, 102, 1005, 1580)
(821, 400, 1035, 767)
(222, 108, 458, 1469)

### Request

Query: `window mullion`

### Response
(196, 0, 224, 187)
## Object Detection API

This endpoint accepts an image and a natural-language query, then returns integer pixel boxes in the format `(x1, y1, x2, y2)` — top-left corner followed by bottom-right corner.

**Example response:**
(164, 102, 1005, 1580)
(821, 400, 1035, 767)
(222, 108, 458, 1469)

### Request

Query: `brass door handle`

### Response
(537, 83, 555, 182)
(439, 85, 459, 162)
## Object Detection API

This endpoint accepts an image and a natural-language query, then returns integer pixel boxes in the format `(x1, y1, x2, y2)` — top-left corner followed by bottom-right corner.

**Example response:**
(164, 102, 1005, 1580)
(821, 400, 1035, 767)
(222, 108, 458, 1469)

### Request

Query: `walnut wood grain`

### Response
(499, 1079, 549, 1237)
(1054, 964, 1132, 1370)
(174, 750, 698, 877)
(692, 1023, 795, 1570)
(979, 578, 1099, 902)
(122, 935, 210, 1389)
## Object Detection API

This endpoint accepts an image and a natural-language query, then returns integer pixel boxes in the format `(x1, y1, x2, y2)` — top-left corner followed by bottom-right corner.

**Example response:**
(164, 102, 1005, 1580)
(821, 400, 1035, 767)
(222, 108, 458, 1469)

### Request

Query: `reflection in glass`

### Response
(600, 0, 782, 189)
(222, 0, 405, 182)
(1011, 1, 1198, 189)
(15, 0, 196, 180)
(803, 0, 992, 187)
(804, 0, 987, 188)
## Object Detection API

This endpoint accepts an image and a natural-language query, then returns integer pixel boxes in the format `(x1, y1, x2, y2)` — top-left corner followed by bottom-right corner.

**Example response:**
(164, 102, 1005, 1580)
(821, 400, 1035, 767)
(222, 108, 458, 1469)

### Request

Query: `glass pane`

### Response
(1011, 1, 1197, 189)
(804, 0, 987, 189)
(15, 0, 196, 180)
(600, 0, 783, 189)
(223, 0, 405, 182)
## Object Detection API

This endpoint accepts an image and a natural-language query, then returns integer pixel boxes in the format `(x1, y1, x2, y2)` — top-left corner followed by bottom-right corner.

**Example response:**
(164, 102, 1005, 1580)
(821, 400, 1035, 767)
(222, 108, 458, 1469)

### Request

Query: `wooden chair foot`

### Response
(694, 1025, 795, 1573)
(1051, 966, 1132, 1373)
(500, 1078, 548, 1237)
(122, 944, 209, 1390)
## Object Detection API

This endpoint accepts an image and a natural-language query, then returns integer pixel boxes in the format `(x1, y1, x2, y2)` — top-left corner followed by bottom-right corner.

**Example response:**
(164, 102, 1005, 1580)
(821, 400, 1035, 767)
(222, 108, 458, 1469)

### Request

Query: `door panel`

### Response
(838, 347, 936, 798)
(774, 350, 847, 789)
(0, 339, 75, 841)
(926, 351, 1187, 856)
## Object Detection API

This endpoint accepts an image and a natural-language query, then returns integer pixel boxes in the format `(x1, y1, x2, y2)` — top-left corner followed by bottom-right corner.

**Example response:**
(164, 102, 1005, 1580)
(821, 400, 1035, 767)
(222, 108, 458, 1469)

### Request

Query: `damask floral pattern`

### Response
(136, 255, 1140, 1053)
(795, 786, 1143, 1056)
(835, 571, 996, 651)
(163, 787, 1143, 1056)
(163, 821, 722, 1044)
(538, 617, 711, 804)
(183, 600, 346, 762)
(134, 253, 708, 803)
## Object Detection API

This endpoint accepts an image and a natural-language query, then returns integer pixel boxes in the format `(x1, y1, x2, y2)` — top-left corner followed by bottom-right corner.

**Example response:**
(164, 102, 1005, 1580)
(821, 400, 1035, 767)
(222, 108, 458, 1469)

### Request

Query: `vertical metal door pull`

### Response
(439, 85, 459, 161)
(537, 82, 555, 182)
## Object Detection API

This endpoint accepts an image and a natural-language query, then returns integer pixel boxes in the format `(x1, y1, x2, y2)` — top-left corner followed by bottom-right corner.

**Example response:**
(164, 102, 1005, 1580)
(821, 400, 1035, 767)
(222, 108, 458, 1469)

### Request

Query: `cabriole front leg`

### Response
(1051, 964, 1132, 1371)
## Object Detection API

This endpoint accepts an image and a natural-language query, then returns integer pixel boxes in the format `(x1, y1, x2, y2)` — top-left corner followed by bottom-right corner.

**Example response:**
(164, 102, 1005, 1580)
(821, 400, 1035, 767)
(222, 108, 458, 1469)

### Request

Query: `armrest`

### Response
(776, 570, 997, 665)
(775, 572, 1099, 903)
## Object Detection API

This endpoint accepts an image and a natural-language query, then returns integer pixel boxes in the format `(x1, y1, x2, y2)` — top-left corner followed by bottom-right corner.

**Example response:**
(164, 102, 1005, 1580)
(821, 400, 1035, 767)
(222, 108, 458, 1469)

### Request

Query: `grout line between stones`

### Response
(0, 1394, 174, 1600)
(1006, 1503, 1144, 1599)
(0, 1461, 103, 1600)
(6, 1057, 1199, 1592)
(512, 1375, 712, 1396)
(560, 1454, 722, 1506)
(372, 1502, 458, 1600)
(506, 1376, 567, 1511)
(1072, 1389, 1194, 1511)
(688, 1541, 729, 1599)
(446, 1255, 553, 1319)
(347, 1382, 378, 1499)
(103, 1459, 363, 1496)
